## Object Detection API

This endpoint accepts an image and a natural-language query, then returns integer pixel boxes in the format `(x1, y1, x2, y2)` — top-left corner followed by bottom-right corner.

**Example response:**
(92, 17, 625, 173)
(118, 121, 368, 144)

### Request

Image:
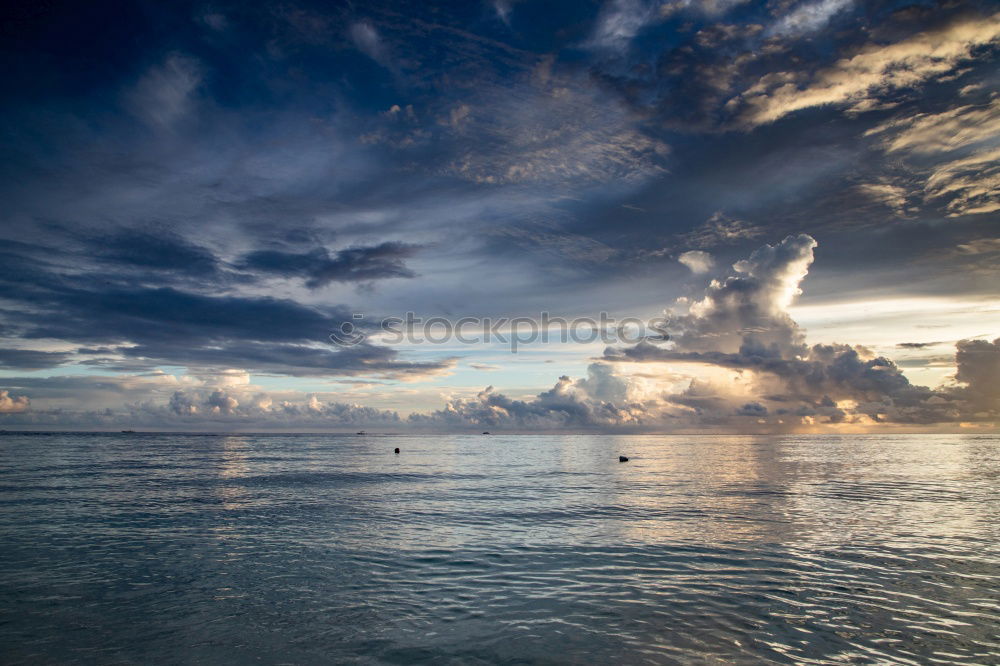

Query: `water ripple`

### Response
(0, 432, 997, 664)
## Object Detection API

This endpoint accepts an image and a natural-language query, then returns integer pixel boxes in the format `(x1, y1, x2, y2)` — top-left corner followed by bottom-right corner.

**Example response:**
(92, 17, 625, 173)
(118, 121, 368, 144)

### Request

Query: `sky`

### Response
(0, 0, 998, 432)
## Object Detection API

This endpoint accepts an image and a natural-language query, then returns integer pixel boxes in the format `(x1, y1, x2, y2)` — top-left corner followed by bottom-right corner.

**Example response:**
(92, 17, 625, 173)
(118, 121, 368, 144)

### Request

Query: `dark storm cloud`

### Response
(0, 349, 71, 370)
(17, 283, 347, 344)
(0, 246, 451, 378)
(117, 340, 455, 379)
(736, 401, 768, 417)
(237, 241, 420, 288)
(954, 337, 1000, 410)
(92, 230, 219, 276)
(2, 0, 992, 292)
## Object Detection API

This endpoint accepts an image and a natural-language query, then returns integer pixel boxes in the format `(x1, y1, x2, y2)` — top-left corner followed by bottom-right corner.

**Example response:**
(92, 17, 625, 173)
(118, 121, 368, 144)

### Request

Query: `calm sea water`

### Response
(0, 433, 998, 664)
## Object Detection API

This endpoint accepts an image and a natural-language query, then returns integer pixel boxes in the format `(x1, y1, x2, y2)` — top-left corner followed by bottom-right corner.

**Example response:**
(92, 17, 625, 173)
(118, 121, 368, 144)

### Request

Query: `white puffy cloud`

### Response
(603, 235, 999, 427)
(0, 373, 401, 429)
(409, 363, 651, 428)
(207, 389, 239, 414)
(169, 391, 198, 415)
(678, 250, 715, 274)
(663, 234, 817, 354)
(0, 390, 30, 413)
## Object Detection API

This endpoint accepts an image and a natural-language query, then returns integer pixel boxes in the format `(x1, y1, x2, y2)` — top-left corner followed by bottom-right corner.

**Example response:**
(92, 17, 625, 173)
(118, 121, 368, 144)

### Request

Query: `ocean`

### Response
(1, 432, 997, 664)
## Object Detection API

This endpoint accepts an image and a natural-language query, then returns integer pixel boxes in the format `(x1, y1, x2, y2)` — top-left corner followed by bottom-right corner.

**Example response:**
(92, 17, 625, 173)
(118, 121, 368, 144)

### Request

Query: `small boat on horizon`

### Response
(356, 430, 366, 435)
(121, 430, 136, 434)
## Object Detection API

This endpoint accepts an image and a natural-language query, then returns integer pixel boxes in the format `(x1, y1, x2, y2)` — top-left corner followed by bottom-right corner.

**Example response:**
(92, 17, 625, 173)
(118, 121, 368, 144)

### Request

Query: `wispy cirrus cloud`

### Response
(237, 241, 421, 288)
(679, 212, 764, 249)
(769, 0, 853, 38)
(588, 0, 661, 52)
(735, 12, 1000, 126)
(443, 67, 669, 186)
(125, 53, 202, 129)
(349, 21, 391, 66)
(866, 98, 1000, 216)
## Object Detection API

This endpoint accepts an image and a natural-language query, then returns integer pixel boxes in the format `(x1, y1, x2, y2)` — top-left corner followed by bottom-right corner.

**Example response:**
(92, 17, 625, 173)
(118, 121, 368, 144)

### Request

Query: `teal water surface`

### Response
(1, 433, 998, 664)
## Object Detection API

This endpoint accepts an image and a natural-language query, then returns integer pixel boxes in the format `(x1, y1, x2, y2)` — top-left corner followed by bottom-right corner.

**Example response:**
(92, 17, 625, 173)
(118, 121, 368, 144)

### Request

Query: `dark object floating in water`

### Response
(121, 430, 135, 434)
(482, 431, 490, 435)
(394, 448, 400, 454)
(356, 431, 366, 435)
(619, 456, 629, 462)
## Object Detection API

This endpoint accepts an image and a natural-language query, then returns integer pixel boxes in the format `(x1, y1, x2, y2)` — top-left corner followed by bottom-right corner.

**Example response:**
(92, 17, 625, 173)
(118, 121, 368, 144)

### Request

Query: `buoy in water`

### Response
(619, 455, 629, 462)
(394, 447, 400, 454)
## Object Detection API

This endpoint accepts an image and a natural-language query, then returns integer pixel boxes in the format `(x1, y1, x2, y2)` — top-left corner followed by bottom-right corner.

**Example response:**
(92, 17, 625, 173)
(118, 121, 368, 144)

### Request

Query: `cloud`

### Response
(660, 0, 751, 18)
(0, 251, 453, 378)
(2, 2, 996, 432)
(493, 0, 513, 25)
(125, 53, 202, 129)
(0, 349, 71, 370)
(955, 238, 1000, 256)
(954, 337, 1000, 411)
(93, 230, 219, 276)
(198, 12, 228, 31)
(678, 250, 714, 274)
(169, 390, 198, 415)
(444, 66, 669, 185)
(113, 340, 457, 379)
(0, 390, 30, 413)
(855, 183, 910, 216)
(661, 234, 817, 354)
(349, 22, 390, 66)
(679, 212, 764, 249)
(866, 98, 1000, 216)
(923, 147, 1000, 217)
(735, 12, 1000, 126)
(588, 0, 660, 52)
(0, 374, 404, 428)
(491, 225, 619, 264)
(206, 389, 239, 414)
(868, 98, 1000, 156)
(769, 0, 853, 38)
(410, 363, 650, 428)
(237, 242, 420, 288)
(736, 401, 767, 416)
(601, 235, 999, 427)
